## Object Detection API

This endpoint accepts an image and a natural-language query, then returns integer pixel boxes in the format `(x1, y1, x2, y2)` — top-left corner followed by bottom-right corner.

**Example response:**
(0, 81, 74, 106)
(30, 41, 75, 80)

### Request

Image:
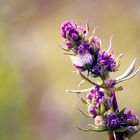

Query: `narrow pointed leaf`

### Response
(107, 35, 113, 52)
(78, 109, 91, 118)
(116, 58, 137, 81)
(78, 96, 87, 104)
(58, 44, 69, 51)
(75, 125, 107, 132)
(65, 87, 93, 94)
(64, 52, 76, 56)
(116, 108, 126, 117)
(78, 80, 85, 87)
(88, 124, 108, 132)
(116, 66, 140, 83)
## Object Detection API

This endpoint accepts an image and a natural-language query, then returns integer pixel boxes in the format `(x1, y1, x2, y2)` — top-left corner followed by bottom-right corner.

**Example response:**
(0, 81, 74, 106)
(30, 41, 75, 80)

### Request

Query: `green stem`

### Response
(102, 74, 124, 140)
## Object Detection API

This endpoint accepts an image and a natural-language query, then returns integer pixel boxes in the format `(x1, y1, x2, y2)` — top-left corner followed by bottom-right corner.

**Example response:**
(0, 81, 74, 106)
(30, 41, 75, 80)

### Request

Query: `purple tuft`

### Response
(98, 51, 116, 72)
(107, 113, 120, 129)
(77, 41, 90, 55)
(104, 79, 116, 88)
(87, 105, 97, 118)
(68, 29, 79, 41)
(121, 109, 139, 126)
(124, 126, 137, 138)
(61, 20, 76, 38)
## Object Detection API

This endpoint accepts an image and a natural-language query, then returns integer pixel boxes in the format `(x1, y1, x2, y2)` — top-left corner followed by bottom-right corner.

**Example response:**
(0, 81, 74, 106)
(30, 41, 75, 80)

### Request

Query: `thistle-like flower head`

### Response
(121, 109, 139, 126)
(61, 20, 77, 38)
(98, 50, 116, 72)
(106, 113, 120, 129)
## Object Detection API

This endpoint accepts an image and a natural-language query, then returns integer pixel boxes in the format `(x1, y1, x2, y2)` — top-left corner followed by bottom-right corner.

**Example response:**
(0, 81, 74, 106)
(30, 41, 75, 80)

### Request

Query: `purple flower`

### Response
(87, 105, 97, 118)
(124, 126, 137, 138)
(64, 39, 73, 49)
(61, 20, 76, 38)
(107, 113, 120, 129)
(104, 79, 116, 88)
(68, 29, 79, 41)
(77, 25, 87, 35)
(121, 109, 139, 126)
(87, 86, 112, 115)
(77, 41, 90, 55)
(98, 51, 116, 72)
(92, 64, 105, 76)
(87, 86, 101, 101)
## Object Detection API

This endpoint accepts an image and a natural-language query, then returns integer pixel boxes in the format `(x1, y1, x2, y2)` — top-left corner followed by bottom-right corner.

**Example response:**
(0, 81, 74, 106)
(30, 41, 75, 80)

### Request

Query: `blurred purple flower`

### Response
(61, 20, 76, 38)
(87, 105, 97, 118)
(104, 79, 116, 88)
(68, 29, 79, 41)
(107, 113, 120, 129)
(124, 126, 137, 138)
(121, 109, 139, 126)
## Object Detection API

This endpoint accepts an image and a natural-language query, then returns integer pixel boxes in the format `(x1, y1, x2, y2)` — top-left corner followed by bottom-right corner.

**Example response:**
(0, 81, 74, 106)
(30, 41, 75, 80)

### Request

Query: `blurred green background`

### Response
(0, 0, 140, 140)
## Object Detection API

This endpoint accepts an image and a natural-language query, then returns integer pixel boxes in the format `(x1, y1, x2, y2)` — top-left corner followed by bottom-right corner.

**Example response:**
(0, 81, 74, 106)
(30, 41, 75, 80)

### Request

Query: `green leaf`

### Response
(65, 87, 93, 94)
(79, 96, 87, 104)
(75, 125, 107, 132)
(100, 104, 105, 114)
(88, 124, 108, 132)
(115, 126, 129, 132)
(78, 108, 91, 118)
(116, 108, 126, 118)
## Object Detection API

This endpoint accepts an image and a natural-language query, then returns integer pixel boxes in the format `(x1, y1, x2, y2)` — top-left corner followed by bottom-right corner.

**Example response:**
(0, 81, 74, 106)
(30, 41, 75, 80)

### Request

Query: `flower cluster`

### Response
(105, 109, 139, 130)
(60, 20, 116, 76)
(60, 20, 140, 139)
(87, 86, 112, 118)
(86, 87, 139, 131)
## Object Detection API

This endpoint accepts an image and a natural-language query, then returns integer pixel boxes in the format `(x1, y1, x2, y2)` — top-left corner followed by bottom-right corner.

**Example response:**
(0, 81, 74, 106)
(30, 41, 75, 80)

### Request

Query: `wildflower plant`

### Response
(59, 20, 140, 140)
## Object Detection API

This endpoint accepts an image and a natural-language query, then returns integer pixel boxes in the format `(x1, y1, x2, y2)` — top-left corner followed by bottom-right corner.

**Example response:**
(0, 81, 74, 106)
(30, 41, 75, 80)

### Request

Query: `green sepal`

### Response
(88, 124, 108, 132)
(79, 96, 87, 105)
(100, 104, 105, 114)
(75, 124, 108, 132)
(116, 108, 126, 118)
(78, 108, 91, 118)
(115, 126, 129, 132)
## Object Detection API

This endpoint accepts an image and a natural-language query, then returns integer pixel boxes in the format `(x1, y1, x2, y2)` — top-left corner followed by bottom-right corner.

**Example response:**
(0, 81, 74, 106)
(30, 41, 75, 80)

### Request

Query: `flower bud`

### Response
(98, 51, 116, 72)
(87, 105, 97, 118)
(77, 41, 90, 55)
(95, 116, 106, 127)
(64, 39, 73, 49)
(68, 29, 79, 41)
(124, 126, 137, 138)
(106, 113, 120, 129)
(61, 20, 76, 38)
(104, 79, 116, 88)
(120, 109, 139, 126)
